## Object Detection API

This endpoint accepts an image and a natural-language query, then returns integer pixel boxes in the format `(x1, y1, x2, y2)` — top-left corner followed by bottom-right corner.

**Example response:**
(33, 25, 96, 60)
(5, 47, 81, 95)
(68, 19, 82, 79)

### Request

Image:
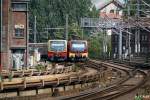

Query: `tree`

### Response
(29, 0, 93, 31)
(88, 32, 104, 59)
(29, 0, 104, 59)
(29, 0, 99, 41)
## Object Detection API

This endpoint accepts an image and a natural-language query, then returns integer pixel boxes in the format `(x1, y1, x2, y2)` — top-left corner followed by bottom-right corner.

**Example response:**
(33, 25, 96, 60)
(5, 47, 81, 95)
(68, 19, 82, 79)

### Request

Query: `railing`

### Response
(81, 17, 150, 29)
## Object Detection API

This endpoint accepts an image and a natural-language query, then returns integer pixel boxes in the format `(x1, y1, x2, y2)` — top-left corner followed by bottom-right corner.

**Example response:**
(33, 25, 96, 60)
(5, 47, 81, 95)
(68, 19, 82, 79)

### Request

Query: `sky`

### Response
(91, 0, 125, 9)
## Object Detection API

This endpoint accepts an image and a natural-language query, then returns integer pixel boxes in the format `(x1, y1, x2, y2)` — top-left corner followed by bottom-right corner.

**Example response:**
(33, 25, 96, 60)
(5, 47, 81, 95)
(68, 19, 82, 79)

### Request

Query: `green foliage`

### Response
(29, 0, 104, 59)
(88, 33, 103, 59)
(29, 0, 93, 29)
(73, 65, 80, 72)
(88, 6, 99, 18)
(0, 74, 3, 82)
(88, 32, 112, 59)
(69, 23, 83, 39)
(29, 0, 99, 41)
(35, 64, 46, 72)
(8, 73, 13, 82)
(107, 35, 112, 59)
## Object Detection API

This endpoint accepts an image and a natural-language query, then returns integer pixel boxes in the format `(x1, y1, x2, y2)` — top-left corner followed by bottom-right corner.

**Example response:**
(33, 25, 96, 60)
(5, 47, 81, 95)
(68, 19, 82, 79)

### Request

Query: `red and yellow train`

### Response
(47, 40, 88, 61)
(68, 40, 88, 61)
(48, 40, 67, 61)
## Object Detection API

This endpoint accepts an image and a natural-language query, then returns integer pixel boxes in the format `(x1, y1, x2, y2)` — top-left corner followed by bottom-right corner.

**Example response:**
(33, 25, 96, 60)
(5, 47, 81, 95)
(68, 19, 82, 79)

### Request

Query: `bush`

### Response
(0, 74, 3, 82)
(35, 64, 46, 72)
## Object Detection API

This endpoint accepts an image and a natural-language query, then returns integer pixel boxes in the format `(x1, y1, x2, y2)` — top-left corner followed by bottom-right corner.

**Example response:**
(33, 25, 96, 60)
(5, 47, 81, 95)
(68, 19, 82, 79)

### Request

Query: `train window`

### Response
(50, 41, 66, 51)
(71, 42, 86, 52)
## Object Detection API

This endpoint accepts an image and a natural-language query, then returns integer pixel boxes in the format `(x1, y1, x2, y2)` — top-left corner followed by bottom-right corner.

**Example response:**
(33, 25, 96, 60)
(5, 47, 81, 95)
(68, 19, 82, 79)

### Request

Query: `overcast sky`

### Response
(91, 0, 125, 9)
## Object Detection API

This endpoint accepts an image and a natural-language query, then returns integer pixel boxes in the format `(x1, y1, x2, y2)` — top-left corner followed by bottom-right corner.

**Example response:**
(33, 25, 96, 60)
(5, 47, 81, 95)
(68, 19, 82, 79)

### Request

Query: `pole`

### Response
(65, 14, 68, 40)
(82, 29, 83, 39)
(1, 0, 2, 51)
(34, 16, 37, 43)
(137, 0, 140, 17)
(99, 32, 101, 59)
(119, 28, 122, 60)
(137, 0, 140, 55)
(0, 0, 2, 71)
(103, 30, 105, 59)
(127, 0, 131, 60)
(26, 2, 29, 67)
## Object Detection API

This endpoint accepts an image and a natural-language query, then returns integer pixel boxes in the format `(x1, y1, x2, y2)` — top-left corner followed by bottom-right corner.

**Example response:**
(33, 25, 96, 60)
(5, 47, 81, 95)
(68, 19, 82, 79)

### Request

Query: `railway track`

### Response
(58, 60, 149, 100)
(0, 60, 148, 100)
(64, 70, 147, 100)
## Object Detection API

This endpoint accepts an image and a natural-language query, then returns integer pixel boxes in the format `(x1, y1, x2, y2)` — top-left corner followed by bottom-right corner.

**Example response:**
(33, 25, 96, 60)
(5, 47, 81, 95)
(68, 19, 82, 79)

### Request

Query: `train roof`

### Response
(69, 40, 87, 42)
(48, 40, 67, 41)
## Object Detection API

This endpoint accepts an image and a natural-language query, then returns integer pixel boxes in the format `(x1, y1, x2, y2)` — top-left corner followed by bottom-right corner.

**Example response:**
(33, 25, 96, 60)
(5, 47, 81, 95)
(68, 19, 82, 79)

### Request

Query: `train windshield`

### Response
(71, 42, 86, 52)
(50, 41, 66, 51)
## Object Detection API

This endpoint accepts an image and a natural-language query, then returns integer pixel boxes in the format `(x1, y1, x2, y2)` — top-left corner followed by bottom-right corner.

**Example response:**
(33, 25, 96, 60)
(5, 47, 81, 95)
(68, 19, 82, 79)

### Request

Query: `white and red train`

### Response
(47, 40, 88, 61)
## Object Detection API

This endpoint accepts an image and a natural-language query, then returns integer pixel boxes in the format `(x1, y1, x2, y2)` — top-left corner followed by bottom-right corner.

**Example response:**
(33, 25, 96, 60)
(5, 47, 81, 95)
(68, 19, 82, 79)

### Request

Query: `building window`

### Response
(142, 35, 148, 41)
(141, 47, 144, 53)
(115, 47, 117, 53)
(12, 3, 27, 11)
(115, 35, 118, 42)
(145, 47, 147, 53)
(145, 35, 147, 41)
(142, 35, 144, 41)
(110, 9, 114, 13)
(15, 28, 24, 37)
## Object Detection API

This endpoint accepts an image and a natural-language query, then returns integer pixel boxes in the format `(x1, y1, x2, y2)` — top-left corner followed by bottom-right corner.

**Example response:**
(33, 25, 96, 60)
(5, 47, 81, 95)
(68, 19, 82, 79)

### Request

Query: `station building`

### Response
(0, 0, 30, 70)
(96, 0, 150, 59)
(111, 28, 150, 58)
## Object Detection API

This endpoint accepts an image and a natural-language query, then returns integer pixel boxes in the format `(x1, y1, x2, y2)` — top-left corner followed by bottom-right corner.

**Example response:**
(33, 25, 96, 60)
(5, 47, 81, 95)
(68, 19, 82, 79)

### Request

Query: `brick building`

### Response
(0, 0, 30, 70)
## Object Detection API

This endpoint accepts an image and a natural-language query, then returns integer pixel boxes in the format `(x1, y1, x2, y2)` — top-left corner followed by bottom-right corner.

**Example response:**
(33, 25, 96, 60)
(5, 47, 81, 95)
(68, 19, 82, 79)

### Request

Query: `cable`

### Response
(140, 0, 150, 8)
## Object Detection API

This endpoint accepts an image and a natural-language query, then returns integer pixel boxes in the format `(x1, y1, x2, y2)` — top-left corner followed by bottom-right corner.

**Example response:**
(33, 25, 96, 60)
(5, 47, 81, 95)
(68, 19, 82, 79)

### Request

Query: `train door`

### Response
(11, 49, 24, 70)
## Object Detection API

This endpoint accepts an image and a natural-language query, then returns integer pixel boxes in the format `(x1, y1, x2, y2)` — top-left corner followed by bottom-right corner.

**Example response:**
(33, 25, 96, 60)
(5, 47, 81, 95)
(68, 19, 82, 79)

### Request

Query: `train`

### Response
(48, 40, 67, 61)
(68, 40, 88, 61)
(47, 40, 88, 61)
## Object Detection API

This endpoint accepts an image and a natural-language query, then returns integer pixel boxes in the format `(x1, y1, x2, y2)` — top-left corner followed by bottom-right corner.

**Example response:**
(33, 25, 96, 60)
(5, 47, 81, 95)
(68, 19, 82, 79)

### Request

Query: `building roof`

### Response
(98, 0, 124, 10)
(12, 0, 30, 2)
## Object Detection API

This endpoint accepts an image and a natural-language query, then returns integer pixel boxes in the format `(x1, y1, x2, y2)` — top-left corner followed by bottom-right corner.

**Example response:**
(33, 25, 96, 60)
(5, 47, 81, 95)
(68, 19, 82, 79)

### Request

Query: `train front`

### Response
(48, 40, 67, 61)
(68, 40, 88, 61)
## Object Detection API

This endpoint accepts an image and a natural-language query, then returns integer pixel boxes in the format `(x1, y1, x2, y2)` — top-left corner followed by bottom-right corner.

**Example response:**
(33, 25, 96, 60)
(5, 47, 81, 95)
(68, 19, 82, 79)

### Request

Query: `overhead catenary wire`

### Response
(128, 17, 150, 33)
(140, 0, 150, 8)
(140, 10, 150, 16)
